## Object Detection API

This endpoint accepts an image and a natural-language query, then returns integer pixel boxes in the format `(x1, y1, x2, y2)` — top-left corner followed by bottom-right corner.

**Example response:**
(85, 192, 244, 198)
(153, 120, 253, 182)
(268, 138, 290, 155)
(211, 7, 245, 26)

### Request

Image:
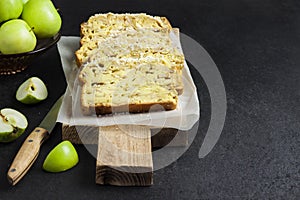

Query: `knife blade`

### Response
(7, 95, 64, 185)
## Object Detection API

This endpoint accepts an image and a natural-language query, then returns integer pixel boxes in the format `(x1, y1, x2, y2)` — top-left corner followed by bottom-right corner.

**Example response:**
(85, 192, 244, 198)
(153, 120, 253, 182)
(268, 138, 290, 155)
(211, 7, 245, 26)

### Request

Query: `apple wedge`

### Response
(0, 108, 28, 143)
(16, 77, 48, 104)
(43, 141, 79, 173)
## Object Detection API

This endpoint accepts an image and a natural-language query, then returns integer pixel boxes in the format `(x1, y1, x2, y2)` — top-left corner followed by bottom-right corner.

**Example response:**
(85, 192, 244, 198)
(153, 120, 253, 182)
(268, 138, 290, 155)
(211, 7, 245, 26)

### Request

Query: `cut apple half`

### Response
(0, 108, 28, 142)
(16, 77, 48, 104)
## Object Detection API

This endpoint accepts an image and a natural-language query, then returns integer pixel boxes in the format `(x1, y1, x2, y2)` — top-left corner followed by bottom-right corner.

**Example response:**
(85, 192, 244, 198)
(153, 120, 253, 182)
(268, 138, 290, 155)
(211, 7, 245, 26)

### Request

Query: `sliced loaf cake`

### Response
(76, 13, 185, 115)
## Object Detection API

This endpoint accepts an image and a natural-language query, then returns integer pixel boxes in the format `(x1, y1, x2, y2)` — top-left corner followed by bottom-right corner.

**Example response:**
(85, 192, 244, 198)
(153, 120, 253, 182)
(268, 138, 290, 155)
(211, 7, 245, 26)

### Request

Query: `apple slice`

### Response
(43, 141, 79, 173)
(0, 108, 28, 143)
(16, 77, 48, 104)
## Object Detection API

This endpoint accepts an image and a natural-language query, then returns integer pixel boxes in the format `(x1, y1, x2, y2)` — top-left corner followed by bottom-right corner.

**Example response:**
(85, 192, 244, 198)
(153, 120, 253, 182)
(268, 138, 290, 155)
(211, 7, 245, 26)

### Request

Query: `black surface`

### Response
(0, 0, 299, 199)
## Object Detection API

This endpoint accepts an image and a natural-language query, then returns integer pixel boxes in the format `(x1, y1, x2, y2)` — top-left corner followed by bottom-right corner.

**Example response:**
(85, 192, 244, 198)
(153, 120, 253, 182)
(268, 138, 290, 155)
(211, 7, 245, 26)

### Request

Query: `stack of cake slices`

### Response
(75, 13, 185, 115)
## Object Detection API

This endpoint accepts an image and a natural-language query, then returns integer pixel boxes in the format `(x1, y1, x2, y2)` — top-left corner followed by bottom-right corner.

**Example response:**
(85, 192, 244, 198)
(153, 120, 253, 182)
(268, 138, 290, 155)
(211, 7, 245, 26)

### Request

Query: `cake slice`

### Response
(80, 63, 178, 115)
(75, 13, 173, 66)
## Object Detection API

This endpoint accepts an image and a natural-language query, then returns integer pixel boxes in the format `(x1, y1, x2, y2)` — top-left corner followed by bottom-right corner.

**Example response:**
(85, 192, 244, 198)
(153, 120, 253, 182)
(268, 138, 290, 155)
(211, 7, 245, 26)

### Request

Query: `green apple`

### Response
(22, 0, 29, 4)
(0, 19, 37, 54)
(0, 108, 28, 143)
(16, 77, 48, 104)
(22, 0, 62, 38)
(0, 0, 23, 23)
(43, 141, 79, 173)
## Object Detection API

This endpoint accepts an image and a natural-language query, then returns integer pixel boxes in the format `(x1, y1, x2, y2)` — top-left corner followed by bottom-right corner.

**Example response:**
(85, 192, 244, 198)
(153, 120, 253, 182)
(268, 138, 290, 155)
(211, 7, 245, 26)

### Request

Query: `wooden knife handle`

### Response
(7, 127, 49, 185)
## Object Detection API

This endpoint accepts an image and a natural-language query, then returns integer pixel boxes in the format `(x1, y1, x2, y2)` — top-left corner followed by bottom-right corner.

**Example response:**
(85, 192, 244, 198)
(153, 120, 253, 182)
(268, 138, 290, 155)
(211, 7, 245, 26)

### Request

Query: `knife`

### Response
(7, 95, 64, 185)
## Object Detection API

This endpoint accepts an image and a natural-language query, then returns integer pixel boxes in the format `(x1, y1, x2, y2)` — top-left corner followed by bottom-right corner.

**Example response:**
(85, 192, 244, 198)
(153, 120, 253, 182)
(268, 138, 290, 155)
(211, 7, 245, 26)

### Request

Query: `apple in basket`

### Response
(22, 0, 62, 38)
(0, 0, 62, 55)
(0, 0, 23, 23)
(0, 19, 37, 54)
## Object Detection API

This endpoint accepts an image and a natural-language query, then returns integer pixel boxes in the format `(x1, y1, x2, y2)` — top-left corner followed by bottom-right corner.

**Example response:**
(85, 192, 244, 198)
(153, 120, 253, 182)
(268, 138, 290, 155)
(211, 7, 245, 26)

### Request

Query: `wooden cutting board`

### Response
(62, 124, 188, 186)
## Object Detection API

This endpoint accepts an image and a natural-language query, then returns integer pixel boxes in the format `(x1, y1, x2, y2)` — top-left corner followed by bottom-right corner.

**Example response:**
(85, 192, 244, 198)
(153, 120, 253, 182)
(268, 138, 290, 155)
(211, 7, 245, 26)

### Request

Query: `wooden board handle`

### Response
(96, 125, 153, 186)
(7, 127, 49, 185)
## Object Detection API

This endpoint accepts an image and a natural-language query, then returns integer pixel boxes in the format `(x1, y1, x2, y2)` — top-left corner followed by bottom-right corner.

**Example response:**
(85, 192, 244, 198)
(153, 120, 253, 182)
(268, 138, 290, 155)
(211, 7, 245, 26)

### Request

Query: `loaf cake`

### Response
(76, 13, 185, 115)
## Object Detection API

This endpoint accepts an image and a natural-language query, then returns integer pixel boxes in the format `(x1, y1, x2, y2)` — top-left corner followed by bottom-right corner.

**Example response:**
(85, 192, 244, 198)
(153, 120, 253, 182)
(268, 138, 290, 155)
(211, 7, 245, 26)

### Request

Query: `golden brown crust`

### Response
(82, 101, 178, 116)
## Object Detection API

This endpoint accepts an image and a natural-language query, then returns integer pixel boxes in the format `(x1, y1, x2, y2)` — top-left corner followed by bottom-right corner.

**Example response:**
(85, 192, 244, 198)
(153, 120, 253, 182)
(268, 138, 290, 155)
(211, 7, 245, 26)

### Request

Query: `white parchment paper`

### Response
(57, 35, 199, 130)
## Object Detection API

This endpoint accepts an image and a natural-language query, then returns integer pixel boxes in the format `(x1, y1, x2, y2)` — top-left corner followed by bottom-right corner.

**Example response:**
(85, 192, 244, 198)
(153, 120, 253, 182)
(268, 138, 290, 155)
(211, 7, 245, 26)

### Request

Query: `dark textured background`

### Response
(0, 0, 299, 199)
